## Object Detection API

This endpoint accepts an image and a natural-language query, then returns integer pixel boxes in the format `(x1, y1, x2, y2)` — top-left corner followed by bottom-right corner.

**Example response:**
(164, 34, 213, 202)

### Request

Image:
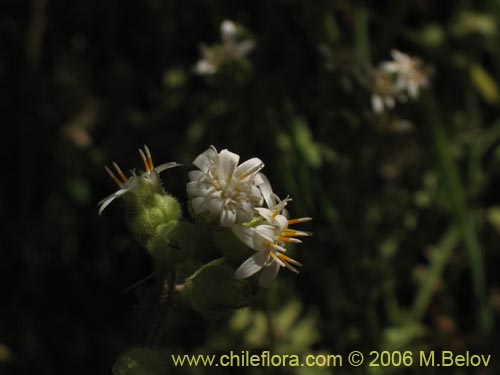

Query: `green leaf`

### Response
(470, 64, 500, 105)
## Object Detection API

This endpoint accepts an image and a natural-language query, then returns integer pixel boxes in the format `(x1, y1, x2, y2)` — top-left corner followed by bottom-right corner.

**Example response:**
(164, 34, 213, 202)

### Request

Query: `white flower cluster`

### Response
(372, 50, 430, 113)
(194, 20, 255, 76)
(188, 146, 312, 288)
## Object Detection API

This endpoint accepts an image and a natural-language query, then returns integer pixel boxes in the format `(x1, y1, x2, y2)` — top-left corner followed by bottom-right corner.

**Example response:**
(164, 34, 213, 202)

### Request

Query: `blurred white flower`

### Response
(381, 50, 429, 99)
(194, 19, 255, 76)
(232, 197, 312, 288)
(187, 146, 265, 227)
(98, 145, 180, 215)
(372, 50, 429, 113)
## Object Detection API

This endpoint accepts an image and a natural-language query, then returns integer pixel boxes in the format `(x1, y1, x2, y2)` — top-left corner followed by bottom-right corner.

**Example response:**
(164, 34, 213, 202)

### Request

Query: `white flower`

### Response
(372, 50, 429, 113)
(187, 146, 265, 227)
(232, 198, 312, 288)
(194, 19, 255, 76)
(380, 50, 429, 99)
(220, 19, 255, 60)
(98, 145, 180, 215)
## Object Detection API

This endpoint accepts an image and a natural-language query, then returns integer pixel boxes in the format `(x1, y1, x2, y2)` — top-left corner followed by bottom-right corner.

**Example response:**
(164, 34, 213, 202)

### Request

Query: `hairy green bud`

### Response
(126, 185, 182, 246)
(146, 220, 199, 269)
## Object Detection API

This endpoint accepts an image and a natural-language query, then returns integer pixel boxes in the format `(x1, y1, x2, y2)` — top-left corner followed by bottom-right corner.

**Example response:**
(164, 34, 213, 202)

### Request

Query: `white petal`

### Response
(255, 207, 274, 223)
(232, 225, 257, 250)
(187, 181, 211, 196)
(274, 215, 289, 232)
(234, 251, 268, 280)
(372, 95, 384, 113)
(249, 185, 262, 199)
(97, 183, 137, 215)
(381, 61, 399, 74)
(259, 262, 280, 288)
(188, 170, 204, 182)
(256, 173, 274, 208)
(193, 147, 216, 171)
(408, 83, 419, 98)
(235, 157, 264, 180)
(154, 162, 181, 174)
(191, 196, 206, 214)
(235, 40, 255, 58)
(220, 208, 236, 227)
(194, 60, 216, 75)
(221, 20, 237, 40)
(206, 197, 224, 214)
(391, 49, 407, 63)
(217, 149, 239, 182)
(98, 194, 119, 215)
(235, 206, 253, 224)
(255, 224, 277, 243)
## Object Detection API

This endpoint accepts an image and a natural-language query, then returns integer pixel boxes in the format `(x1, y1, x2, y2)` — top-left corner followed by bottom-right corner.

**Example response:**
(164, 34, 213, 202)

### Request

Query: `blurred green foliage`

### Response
(3, 0, 500, 374)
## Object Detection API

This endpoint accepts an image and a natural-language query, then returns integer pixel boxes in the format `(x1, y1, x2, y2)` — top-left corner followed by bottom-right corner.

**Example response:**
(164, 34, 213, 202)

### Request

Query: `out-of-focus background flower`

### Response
(2, 0, 500, 373)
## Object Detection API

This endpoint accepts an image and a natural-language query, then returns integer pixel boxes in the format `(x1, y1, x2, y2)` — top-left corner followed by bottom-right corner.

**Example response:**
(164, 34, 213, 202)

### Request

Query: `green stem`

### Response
(147, 269, 176, 348)
(422, 94, 493, 332)
(411, 225, 460, 322)
(353, 5, 370, 61)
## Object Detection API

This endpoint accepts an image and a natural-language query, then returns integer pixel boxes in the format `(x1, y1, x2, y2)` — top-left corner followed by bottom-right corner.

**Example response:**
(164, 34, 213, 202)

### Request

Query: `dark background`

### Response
(2, 0, 500, 374)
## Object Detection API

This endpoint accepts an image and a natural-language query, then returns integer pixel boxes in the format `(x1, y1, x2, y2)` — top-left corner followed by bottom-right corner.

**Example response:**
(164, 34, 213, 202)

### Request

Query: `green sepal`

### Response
(146, 220, 199, 270)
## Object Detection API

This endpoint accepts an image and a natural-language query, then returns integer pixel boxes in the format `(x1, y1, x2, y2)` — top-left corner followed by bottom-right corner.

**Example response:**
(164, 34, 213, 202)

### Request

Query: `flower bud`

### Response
(146, 220, 199, 270)
(183, 263, 253, 319)
(126, 188, 182, 247)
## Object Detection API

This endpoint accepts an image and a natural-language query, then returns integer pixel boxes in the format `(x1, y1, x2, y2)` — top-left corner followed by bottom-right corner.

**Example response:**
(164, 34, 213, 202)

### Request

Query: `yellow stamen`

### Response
(276, 254, 301, 273)
(144, 145, 154, 170)
(277, 236, 302, 244)
(267, 241, 286, 253)
(277, 253, 302, 267)
(287, 217, 313, 225)
(269, 251, 286, 267)
(283, 229, 311, 237)
(105, 166, 123, 187)
(139, 149, 150, 172)
(113, 162, 128, 183)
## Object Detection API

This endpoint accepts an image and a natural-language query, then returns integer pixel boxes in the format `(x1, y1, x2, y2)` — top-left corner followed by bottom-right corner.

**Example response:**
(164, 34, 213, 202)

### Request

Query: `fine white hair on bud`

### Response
(187, 146, 265, 227)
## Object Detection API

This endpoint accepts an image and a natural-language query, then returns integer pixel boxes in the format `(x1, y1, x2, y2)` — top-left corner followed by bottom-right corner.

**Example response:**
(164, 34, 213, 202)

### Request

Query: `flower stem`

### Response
(147, 269, 177, 348)
(410, 225, 460, 322)
(422, 93, 493, 332)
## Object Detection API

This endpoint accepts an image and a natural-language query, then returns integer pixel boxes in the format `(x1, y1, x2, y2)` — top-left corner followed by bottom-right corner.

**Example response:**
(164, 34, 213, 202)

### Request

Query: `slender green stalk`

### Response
(422, 94, 493, 332)
(411, 225, 460, 322)
(353, 6, 370, 61)
(147, 270, 177, 348)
